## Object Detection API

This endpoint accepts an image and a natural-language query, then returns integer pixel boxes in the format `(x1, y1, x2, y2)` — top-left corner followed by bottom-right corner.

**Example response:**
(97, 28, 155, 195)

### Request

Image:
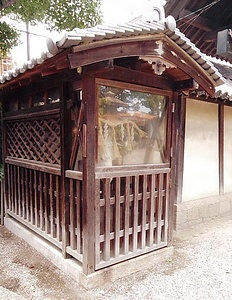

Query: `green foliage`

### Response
(0, 0, 102, 60)
(2, 0, 102, 31)
(0, 20, 19, 58)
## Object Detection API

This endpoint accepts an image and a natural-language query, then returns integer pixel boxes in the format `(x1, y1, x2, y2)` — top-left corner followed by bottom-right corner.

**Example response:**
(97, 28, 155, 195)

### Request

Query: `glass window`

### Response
(98, 84, 167, 166)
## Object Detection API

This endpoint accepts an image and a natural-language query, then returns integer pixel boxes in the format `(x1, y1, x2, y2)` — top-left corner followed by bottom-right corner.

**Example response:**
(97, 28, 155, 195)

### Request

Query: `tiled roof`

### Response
(0, 20, 224, 86)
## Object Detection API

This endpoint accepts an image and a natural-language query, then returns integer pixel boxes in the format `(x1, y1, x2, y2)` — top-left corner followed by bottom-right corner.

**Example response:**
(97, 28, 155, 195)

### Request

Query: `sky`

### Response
(9, 0, 166, 67)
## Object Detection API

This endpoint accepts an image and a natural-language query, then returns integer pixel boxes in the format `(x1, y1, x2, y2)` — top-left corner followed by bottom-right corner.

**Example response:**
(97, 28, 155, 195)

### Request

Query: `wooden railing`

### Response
(5, 161, 62, 248)
(65, 170, 83, 262)
(95, 165, 170, 270)
(4, 161, 84, 263)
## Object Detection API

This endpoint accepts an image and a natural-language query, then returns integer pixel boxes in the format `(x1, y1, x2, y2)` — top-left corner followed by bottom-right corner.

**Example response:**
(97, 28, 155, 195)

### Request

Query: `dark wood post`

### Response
(175, 93, 186, 204)
(168, 92, 179, 244)
(82, 74, 96, 275)
(60, 82, 70, 257)
(218, 104, 224, 195)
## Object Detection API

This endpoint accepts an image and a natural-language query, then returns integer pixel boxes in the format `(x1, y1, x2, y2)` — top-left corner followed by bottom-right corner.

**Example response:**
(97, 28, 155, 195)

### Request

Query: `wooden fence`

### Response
(95, 165, 170, 270)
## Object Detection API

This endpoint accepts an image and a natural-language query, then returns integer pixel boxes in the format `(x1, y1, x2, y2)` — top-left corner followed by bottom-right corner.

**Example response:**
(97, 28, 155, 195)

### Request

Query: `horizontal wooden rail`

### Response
(5, 157, 61, 175)
(65, 170, 83, 180)
(96, 167, 170, 178)
(4, 107, 60, 121)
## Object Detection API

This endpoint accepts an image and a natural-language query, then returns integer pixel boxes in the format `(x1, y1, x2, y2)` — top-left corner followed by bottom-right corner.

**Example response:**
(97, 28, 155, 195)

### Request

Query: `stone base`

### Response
(174, 193, 232, 230)
(4, 216, 174, 289)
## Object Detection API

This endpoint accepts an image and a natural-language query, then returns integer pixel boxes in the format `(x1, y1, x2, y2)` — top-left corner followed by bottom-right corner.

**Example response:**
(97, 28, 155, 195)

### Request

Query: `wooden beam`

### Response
(87, 65, 174, 90)
(162, 41, 215, 97)
(174, 79, 198, 91)
(68, 37, 163, 69)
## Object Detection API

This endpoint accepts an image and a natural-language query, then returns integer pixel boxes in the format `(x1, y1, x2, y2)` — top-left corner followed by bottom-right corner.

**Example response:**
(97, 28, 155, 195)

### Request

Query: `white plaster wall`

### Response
(224, 106, 232, 193)
(182, 99, 219, 202)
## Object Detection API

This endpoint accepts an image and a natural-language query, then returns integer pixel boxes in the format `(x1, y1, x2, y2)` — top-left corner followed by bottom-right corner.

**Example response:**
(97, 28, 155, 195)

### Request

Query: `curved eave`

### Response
(0, 21, 224, 95)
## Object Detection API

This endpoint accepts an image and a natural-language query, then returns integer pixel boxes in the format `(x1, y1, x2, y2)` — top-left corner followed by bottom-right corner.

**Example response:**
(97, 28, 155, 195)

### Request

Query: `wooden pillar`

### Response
(175, 93, 186, 204)
(168, 92, 179, 244)
(218, 104, 224, 195)
(60, 82, 70, 257)
(82, 74, 96, 275)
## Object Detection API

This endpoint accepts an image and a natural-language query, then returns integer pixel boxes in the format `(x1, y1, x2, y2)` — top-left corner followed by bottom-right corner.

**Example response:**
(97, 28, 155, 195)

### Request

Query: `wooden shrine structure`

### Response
(0, 4, 224, 283)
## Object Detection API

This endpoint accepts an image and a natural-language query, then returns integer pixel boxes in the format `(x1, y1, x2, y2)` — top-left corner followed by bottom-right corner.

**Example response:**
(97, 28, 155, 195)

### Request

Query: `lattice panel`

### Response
(6, 117, 61, 164)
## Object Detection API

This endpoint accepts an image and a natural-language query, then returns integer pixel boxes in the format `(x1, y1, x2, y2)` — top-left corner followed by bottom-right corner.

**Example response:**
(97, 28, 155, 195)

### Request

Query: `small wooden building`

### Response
(0, 4, 227, 286)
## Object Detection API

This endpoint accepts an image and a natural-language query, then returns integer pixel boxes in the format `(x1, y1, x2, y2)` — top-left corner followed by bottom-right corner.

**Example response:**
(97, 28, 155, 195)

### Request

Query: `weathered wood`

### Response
(69, 178, 76, 249)
(162, 42, 215, 97)
(168, 92, 179, 243)
(65, 170, 83, 180)
(219, 104, 224, 195)
(174, 93, 186, 204)
(95, 168, 169, 270)
(56, 175, 62, 242)
(60, 83, 70, 258)
(82, 75, 96, 275)
(69, 37, 163, 69)
(87, 65, 174, 91)
(114, 177, 121, 257)
(34, 171, 39, 227)
(5, 157, 61, 175)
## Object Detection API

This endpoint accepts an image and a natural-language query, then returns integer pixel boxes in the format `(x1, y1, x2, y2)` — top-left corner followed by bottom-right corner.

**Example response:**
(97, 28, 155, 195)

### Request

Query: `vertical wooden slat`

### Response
(6, 164, 10, 211)
(44, 173, 50, 234)
(25, 169, 29, 221)
(141, 175, 147, 249)
(30, 169, 34, 224)
(21, 167, 25, 219)
(104, 178, 111, 261)
(163, 173, 169, 243)
(156, 173, 163, 245)
(124, 176, 130, 254)
(132, 175, 139, 252)
(17, 166, 21, 217)
(34, 171, 39, 227)
(13, 165, 16, 213)
(50, 174, 55, 238)
(56, 175, 61, 242)
(70, 178, 76, 249)
(148, 174, 155, 247)
(114, 177, 120, 257)
(39, 172, 45, 230)
(95, 179, 101, 265)
(76, 180, 81, 253)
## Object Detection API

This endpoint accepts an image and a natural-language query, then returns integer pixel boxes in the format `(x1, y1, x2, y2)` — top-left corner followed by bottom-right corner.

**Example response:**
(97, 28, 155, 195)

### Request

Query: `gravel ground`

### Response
(0, 215, 232, 300)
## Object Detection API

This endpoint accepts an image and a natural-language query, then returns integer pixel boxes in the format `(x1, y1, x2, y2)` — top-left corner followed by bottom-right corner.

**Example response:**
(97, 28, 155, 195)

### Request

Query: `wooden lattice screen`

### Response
(6, 117, 61, 165)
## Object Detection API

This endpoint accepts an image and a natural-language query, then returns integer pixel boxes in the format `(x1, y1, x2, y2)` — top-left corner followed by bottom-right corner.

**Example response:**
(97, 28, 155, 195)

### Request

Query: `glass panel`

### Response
(182, 99, 219, 202)
(98, 85, 167, 166)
